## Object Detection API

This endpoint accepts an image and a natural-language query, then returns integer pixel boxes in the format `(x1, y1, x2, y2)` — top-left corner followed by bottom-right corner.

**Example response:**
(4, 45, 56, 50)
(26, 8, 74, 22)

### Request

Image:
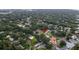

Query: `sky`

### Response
(0, 0, 79, 10)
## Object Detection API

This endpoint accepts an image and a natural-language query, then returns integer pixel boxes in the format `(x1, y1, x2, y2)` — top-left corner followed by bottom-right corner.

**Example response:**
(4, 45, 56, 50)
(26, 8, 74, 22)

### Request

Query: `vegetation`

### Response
(0, 9, 79, 50)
